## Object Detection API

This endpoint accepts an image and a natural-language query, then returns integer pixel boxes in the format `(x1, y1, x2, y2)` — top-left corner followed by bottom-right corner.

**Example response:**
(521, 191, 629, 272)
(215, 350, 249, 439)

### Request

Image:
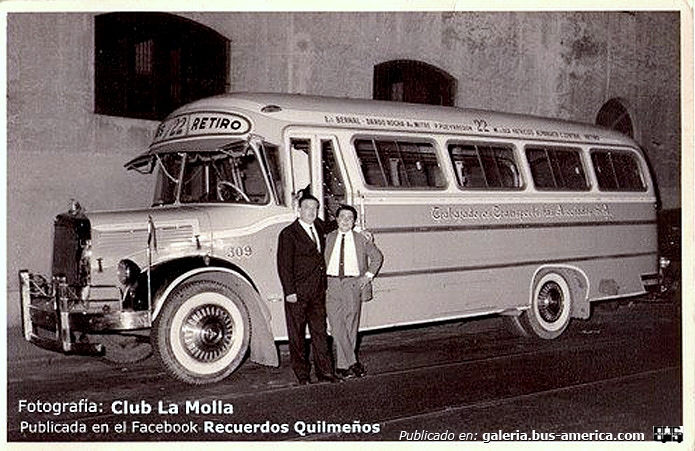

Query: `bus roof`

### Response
(129, 92, 641, 171)
(172, 92, 638, 146)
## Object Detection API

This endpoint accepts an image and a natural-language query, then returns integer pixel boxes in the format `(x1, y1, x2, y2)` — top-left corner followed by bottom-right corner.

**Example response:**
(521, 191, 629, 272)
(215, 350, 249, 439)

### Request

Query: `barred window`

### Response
(525, 146, 588, 191)
(355, 138, 446, 189)
(373, 60, 456, 106)
(448, 142, 521, 189)
(591, 149, 646, 191)
(95, 13, 229, 120)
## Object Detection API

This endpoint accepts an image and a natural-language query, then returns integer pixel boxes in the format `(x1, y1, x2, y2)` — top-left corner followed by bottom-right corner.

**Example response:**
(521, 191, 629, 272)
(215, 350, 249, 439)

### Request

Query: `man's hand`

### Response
(359, 273, 373, 288)
(358, 228, 374, 241)
(286, 293, 298, 303)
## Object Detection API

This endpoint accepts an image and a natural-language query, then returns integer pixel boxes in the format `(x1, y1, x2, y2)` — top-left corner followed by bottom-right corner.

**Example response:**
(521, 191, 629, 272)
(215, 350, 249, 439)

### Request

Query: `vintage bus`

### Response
(20, 93, 659, 384)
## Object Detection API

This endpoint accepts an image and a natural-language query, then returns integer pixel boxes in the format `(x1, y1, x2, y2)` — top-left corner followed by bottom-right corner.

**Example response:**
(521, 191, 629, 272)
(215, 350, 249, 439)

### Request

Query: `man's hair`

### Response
(298, 192, 319, 207)
(336, 204, 358, 221)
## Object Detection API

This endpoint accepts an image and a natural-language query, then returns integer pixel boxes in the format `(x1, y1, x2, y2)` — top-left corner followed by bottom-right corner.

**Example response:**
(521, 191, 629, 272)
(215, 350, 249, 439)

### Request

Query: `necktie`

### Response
(309, 226, 320, 252)
(338, 234, 345, 278)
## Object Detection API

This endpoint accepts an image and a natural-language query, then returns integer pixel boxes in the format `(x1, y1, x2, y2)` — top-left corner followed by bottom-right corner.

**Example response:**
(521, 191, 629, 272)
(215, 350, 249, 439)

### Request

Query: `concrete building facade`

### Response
(6, 12, 681, 325)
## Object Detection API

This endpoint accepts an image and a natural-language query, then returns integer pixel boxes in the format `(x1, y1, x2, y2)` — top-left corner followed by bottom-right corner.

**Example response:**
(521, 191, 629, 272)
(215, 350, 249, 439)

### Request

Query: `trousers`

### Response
(284, 293, 333, 380)
(325, 276, 362, 369)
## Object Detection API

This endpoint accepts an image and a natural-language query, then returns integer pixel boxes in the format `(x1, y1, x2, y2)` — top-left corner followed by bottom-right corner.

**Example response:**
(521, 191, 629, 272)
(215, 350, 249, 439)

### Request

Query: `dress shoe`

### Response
(317, 374, 340, 383)
(336, 368, 355, 379)
(349, 362, 366, 378)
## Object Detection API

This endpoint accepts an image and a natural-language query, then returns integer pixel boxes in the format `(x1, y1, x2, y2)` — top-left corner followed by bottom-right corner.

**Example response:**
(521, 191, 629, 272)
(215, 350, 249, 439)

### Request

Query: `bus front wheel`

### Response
(517, 272, 572, 339)
(152, 280, 251, 385)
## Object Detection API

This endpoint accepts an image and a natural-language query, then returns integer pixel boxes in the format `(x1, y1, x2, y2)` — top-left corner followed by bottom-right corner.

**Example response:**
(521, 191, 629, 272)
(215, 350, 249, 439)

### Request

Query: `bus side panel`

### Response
(581, 253, 658, 300)
(364, 267, 531, 328)
(360, 200, 657, 328)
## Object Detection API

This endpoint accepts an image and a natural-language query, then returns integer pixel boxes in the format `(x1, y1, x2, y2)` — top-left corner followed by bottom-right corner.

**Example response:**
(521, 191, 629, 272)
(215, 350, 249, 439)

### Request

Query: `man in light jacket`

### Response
(324, 204, 383, 379)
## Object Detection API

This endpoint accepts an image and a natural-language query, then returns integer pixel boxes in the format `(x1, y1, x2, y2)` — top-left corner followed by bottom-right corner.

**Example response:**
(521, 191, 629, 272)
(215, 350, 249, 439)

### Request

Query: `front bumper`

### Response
(19, 270, 150, 355)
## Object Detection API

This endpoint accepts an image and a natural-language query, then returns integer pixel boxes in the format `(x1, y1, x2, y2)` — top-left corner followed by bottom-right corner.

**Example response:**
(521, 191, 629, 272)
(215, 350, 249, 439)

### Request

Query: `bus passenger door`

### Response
(288, 134, 350, 222)
(318, 137, 350, 224)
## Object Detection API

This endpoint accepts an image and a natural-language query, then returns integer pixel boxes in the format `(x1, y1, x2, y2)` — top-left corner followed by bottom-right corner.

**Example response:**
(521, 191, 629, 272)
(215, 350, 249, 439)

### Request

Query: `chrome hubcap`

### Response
(181, 304, 235, 362)
(537, 281, 563, 323)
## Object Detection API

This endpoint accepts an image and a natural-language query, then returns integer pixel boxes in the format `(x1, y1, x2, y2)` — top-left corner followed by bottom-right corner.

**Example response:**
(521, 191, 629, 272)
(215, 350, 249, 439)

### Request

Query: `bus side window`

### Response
(498, 158, 520, 187)
(590, 149, 646, 191)
(448, 142, 521, 189)
(454, 160, 468, 186)
(526, 146, 588, 191)
(356, 139, 387, 187)
(612, 152, 645, 190)
(355, 137, 445, 189)
(388, 158, 402, 187)
(591, 151, 616, 189)
(557, 150, 587, 190)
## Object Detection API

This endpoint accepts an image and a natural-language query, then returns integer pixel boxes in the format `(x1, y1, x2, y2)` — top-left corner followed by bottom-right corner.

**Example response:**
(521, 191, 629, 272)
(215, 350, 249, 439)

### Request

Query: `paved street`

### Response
(6, 295, 683, 444)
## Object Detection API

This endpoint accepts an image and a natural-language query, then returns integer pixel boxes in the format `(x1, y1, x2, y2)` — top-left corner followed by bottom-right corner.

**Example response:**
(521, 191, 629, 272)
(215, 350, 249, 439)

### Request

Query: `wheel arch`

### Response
(530, 265, 591, 320)
(151, 262, 279, 367)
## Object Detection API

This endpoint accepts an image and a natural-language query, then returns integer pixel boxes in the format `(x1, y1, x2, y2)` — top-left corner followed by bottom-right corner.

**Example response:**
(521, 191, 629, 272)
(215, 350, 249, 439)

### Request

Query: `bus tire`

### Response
(152, 280, 251, 385)
(520, 272, 572, 339)
(504, 315, 531, 338)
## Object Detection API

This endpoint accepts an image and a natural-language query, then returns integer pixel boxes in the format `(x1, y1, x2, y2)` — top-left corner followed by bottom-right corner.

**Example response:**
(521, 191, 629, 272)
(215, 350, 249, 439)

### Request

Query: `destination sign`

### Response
(153, 112, 252, 145)
(323, 114, 602, 143)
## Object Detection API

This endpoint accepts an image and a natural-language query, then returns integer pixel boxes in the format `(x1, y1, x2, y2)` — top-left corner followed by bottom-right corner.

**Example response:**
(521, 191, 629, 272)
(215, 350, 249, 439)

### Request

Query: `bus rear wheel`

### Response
(152, 280, 250, 385)
(515, 272, 572, 339)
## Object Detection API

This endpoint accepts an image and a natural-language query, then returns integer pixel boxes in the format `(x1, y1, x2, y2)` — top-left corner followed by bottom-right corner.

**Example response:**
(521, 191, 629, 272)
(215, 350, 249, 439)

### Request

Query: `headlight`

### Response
(117, 259, 141, 286)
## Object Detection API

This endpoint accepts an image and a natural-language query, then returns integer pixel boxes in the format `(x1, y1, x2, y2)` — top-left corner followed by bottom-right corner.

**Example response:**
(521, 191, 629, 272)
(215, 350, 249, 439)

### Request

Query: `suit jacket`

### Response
(277, 219, 327, 301)
(324, 230, 384, 301)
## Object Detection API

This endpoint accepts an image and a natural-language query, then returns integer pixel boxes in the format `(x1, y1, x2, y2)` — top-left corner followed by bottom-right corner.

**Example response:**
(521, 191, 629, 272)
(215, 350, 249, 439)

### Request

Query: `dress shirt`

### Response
(327, 231, 360, 277)
(298, 219, 320, 252)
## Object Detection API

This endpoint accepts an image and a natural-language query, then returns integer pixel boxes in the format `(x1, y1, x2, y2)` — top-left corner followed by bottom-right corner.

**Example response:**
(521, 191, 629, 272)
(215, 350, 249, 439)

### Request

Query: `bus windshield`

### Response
(152, 141, 276, 206)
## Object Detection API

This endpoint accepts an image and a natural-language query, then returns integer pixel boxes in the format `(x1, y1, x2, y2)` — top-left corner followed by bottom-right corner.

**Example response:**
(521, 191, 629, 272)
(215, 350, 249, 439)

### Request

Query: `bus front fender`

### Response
(154, 267, 279, 367)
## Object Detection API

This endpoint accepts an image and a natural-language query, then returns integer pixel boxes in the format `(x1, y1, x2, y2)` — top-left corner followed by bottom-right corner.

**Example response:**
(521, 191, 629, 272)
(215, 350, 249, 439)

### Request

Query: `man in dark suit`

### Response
(276, 193, 338, 385)
(325, 204, 383, 379)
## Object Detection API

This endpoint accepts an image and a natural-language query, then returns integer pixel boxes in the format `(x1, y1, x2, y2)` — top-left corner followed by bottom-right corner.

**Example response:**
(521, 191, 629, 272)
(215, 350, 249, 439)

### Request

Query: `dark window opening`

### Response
(526, 146, 589, 191)
(596, 98, 634, 138)
(590, 149, 646, 191)
(373, 60, 456, 106)
(95, 13, 229, 120)
(263, 144, 285, 205)
(355, 137, 446, 189)
(322, 140, 347, 222)
(448, 142, 522, 190)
